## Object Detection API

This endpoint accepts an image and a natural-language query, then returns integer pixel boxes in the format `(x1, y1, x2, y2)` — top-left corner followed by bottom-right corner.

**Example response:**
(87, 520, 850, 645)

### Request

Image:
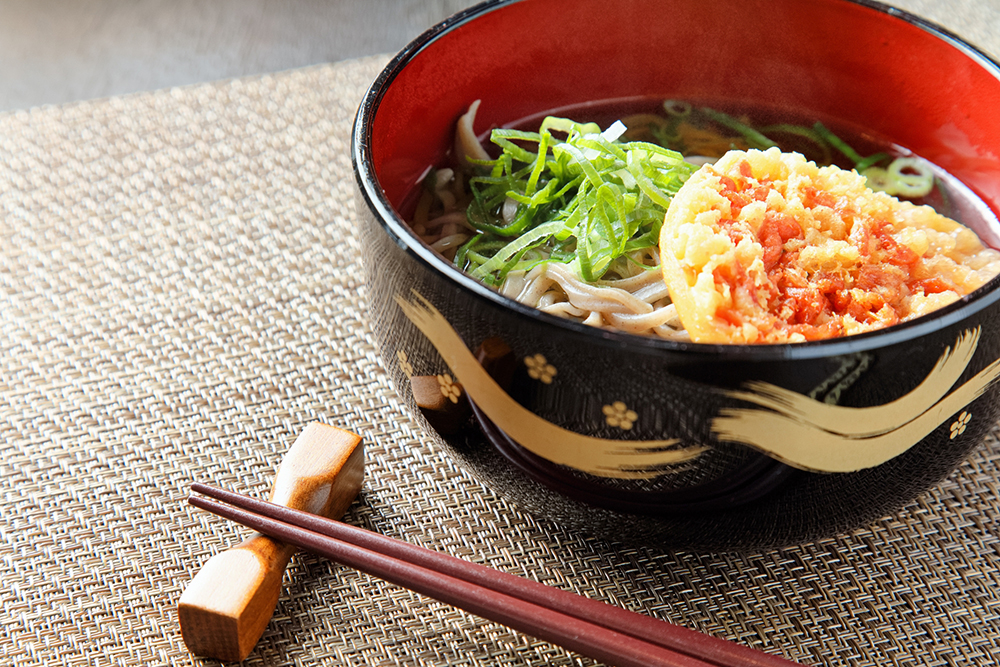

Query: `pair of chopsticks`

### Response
(189, 484, 804, 667)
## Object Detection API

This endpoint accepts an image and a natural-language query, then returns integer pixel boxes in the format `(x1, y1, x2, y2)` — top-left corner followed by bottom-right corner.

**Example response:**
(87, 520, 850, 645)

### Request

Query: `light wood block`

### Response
(178, 422, 364, 662)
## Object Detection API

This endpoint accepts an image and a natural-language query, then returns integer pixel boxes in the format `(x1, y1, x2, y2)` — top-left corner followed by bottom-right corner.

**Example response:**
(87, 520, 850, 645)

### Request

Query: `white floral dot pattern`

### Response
(397, 350, 414, 377)
(437, 374, 461, 404)
(950, 411, 971, 439)
(602, 401, 638, 430)
(524, 353, 557, 384)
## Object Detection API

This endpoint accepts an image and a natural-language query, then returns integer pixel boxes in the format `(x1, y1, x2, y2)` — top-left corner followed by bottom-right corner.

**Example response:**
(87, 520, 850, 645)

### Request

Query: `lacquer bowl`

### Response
(352, 0, 1000, 549)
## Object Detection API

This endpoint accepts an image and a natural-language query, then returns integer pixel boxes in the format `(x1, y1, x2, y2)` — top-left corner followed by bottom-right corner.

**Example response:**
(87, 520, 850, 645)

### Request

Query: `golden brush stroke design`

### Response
(396, 292, 707, 479)
(726, 329, 981, 437)
(713, 327, 1000, 472)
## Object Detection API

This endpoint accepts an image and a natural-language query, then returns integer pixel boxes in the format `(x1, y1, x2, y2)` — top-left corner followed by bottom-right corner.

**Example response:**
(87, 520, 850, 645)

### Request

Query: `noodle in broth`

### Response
(410, 99, 999, 341)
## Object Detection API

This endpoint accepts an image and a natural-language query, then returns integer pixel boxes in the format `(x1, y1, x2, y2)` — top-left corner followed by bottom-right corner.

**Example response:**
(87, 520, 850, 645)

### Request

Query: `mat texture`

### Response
(2, 50, 999, 667)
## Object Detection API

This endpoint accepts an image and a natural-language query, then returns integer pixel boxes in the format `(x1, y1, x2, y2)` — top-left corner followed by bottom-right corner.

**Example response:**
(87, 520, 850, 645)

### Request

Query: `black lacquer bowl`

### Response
(352, 0, 1000, 549)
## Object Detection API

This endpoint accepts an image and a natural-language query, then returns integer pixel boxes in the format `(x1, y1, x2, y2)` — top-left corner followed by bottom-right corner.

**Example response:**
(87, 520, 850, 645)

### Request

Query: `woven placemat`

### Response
(2, 51, 999, 666)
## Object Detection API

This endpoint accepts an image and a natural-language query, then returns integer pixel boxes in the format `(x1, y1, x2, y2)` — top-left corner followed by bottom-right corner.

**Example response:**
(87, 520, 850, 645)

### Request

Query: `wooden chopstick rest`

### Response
(475, 336, 515, 390)
(410, 374, 470, 435)
(178, 422, 364, 662)
(408, 337, 516, 436)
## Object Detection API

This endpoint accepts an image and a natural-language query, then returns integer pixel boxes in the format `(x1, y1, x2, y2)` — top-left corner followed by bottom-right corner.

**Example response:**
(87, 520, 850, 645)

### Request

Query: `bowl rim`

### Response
(352, 0, 1000, 362)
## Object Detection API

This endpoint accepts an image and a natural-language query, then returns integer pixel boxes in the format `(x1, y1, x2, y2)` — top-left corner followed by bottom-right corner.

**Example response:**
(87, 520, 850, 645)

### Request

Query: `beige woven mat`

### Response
(2, 54, 1000, 667)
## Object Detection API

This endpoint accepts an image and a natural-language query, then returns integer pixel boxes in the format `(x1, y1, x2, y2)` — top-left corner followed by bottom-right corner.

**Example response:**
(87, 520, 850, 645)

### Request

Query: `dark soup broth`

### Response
(501, 96, 1000, 242)
(405, 97, 1000, 342)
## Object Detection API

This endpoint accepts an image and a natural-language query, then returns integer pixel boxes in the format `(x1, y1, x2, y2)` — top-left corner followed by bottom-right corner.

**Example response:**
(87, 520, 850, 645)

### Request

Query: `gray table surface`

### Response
(1, 0, 997, 113)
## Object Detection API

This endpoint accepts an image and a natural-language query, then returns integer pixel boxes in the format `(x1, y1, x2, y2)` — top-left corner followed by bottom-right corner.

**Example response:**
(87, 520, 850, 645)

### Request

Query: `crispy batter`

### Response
(659, 148, 1000, 343)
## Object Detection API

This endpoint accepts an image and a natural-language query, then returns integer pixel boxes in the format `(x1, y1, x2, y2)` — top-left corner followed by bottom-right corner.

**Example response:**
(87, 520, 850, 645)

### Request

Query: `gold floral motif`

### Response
(398, 291, 1000, 475)
(437, 373, 461, 404)
(396, 291, 705, 479)
(524, 353, 557, 384)
(397, 350, 414, 377)
(602, 401, 638, 430)
(950, 411, 971, 439)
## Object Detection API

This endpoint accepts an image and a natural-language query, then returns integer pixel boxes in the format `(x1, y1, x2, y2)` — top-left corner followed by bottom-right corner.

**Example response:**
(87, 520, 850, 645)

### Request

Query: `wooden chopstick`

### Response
(189, 483, 804, 667)
(188, 490, 704, 667)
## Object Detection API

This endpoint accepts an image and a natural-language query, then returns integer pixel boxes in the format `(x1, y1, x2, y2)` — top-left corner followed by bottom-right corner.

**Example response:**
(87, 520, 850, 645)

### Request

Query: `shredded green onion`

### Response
(813, 122, 865, 165)
(758, 124, 832, 165)
(865, 156, 935, 197)
(861, 166, 893, 192)
(810, 122, 934, 197)
(457, 117, 696, 285)
(700, 107, 778, 150)
(442, 103, 937, 290)
(663, 100, 692, 117)
(853, 152, 890, 172)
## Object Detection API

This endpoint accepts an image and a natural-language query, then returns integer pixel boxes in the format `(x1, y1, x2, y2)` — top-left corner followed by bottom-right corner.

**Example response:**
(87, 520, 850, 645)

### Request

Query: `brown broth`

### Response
(496, 97, 1000, 249)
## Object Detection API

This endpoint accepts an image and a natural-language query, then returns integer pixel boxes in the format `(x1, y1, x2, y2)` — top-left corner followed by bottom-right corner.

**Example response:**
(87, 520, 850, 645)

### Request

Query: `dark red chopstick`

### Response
(189, 483, 804, 667)
(189, 491, 706, 667)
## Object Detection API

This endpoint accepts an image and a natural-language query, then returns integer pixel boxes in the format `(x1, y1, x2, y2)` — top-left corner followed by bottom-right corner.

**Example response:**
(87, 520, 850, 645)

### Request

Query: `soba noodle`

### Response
(410, 100, 977, 341)
(500, 256, 687, 339)
(411, 101, 704, 339)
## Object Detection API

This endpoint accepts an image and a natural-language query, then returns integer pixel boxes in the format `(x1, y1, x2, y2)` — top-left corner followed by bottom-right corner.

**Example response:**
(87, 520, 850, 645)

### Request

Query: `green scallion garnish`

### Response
(457, 117, 696, 285)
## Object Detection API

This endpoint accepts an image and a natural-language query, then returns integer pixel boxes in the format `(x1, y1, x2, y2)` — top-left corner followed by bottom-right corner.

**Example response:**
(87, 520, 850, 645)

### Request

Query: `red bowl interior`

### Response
(369, 0, 1000, 223)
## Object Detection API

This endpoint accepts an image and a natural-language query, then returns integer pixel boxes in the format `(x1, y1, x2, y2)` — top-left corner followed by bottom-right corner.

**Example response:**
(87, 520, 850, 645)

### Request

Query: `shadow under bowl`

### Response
(353, 0, 1000, 550)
